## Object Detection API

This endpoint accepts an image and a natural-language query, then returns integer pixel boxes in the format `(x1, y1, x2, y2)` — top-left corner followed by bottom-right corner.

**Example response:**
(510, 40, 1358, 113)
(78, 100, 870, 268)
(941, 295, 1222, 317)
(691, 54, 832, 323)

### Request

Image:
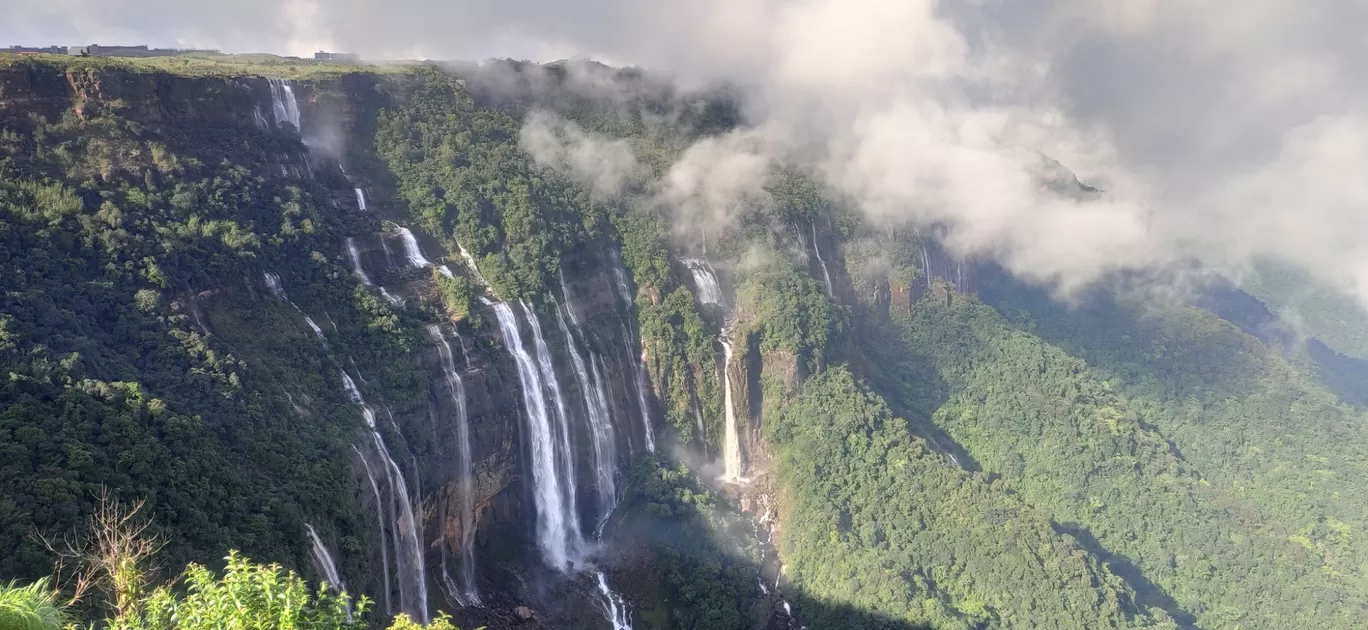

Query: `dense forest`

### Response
(3, 52, 1368, 630)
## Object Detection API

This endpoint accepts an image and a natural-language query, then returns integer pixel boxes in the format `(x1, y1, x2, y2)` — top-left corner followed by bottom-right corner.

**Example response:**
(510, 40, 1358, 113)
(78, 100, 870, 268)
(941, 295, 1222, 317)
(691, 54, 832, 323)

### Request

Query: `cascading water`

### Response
(252, 105, 269, 130)
(302, 315, 326, 342)
(427, 324, 480, 605)
(343, 371, 429, 624)
(683, 258, 722, 305)
(263, 272, 326, 346)
(523, 300, 584, 551)
(264, 271, 287, 300)
(595, 571, 632, 630)
(306, 523, 353, 620)
(458, 243, 489, 286)
(607, 253, 655, 453)
(485, 295, 635, 629)
(720, 331, 745, 482)
(355, 188, 368, 211)
(485, 299, 580, 570)
(347, 238, 373, 286)
(305, 523, 346, 592)
(609, 249, 633, 306)
(811, 221, 834, 298)
(397, 227, 433, 268)
(268, 78, 302, 132)
(355, 446, 393, 616)
(554, 292, 618, 533)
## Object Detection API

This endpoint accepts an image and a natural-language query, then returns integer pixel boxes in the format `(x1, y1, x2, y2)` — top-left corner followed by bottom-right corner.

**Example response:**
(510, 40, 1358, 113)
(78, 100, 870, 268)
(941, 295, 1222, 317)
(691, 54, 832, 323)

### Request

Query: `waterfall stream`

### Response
(811, 222, 834, 298)
(263, 272, 326, 346)
(554, 285, 619, 534)
(486, 299, 580, 569)
(397, 227, 433, 268)
(267, 78, 301, 132)
(608, 253, 656, 452)
(347, 238, 373, 286)
(524, 300, 585, 553)
(720, 331, 745, 482)
(343, 371, 429, 624)
(355, 188, 368, 211)
(427, 324, 481, 605)
(683, 258, 722, 305)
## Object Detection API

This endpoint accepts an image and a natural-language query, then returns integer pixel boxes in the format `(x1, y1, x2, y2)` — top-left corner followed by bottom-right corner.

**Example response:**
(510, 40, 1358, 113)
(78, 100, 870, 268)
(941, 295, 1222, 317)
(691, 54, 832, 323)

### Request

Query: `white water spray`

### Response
(720, 331, 745, 483)
(555, 294, 619, 534)
(485, 299, 581, 569)
(595, 571, 633, 630)
(683, 258, 722, 306)
(268, 78, 301, 132)
(397, 227, 433, 268)
(523, 300, 584, 552)
(811, 222, 834, 298)
(347, 238, 372, 286)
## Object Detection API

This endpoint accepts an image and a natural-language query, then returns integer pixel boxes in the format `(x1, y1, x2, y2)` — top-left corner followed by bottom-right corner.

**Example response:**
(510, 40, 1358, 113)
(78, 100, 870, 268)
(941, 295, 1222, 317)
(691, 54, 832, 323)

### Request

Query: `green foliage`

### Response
(617, 456, 758, 630)
(0, 579, 66, 630)
(734, 257, 847, 370)
(374, 68, 603, 301)
(129, 551, 367, 630)
(639, 289, 719, 442)
(386, 613, 471, 630)
(767, 367, 1170, 629)
(433, 270, 472, 320)
(0, 61, 425, 597)
(876, 290, 1368, 628)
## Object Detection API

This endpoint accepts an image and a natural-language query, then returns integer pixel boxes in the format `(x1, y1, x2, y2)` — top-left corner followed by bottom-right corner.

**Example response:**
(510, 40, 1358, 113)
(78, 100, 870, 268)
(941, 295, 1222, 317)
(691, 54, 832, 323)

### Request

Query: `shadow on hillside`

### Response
(852, 314, 976, 471)
(976, 264, 1269, 402)
(1053, 522, 1199, 629)
(1198, 282, 1368, 408)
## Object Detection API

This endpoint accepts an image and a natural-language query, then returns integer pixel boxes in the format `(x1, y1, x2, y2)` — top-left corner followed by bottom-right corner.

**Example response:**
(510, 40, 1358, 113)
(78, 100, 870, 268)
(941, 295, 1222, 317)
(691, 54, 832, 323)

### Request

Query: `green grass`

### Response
(0, 51, 419, 79)
(0, 579, 66, 630)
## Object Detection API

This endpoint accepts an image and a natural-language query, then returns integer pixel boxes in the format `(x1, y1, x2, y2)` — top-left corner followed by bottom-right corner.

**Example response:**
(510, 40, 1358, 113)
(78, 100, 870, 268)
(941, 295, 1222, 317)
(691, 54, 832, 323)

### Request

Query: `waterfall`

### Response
(302, 316, 326, 342)
(380, 287, 402, 306)
(268, 78, 301, 132)
(355, 188, 368, 211)
(263, 272, 326, 346)
(397, 228, 433, 268)
(347, 238, 373, 286)
(606, 252, 655, 452)
(921, 245, 932, 291)
(264, 272, 287, 300)
(305, 523, 346, 592)
(355, 446, 392, 617)
(811, 222, 834, 298)
(426, 324, 480, 605)
(631, 341, 656, 453)
(437, 265, 455, 279)
(343, 371, 429, 623)
(554, 294, 618, 534)
(609, 249, 633, 306)
(305, 524, 353, 621)
(458, 243, 489, 286)
(523, 300, 584, 552)
(485, 299, 580, 570)
(720, 332, 745, 482)
(683, 258, 722, 305)
(594, 571, 633, 630)
(252, 105, 269, 130)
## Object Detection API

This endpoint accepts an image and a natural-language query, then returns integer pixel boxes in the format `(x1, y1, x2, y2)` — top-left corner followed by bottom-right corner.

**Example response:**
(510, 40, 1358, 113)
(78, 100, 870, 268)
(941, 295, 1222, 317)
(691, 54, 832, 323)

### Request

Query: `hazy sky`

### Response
(8, 0, 1368, 301)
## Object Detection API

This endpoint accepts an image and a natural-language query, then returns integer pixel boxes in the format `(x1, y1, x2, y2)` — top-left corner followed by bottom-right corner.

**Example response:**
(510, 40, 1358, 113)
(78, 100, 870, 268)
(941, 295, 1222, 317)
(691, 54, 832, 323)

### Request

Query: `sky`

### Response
(7, 0, 1368, 303)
